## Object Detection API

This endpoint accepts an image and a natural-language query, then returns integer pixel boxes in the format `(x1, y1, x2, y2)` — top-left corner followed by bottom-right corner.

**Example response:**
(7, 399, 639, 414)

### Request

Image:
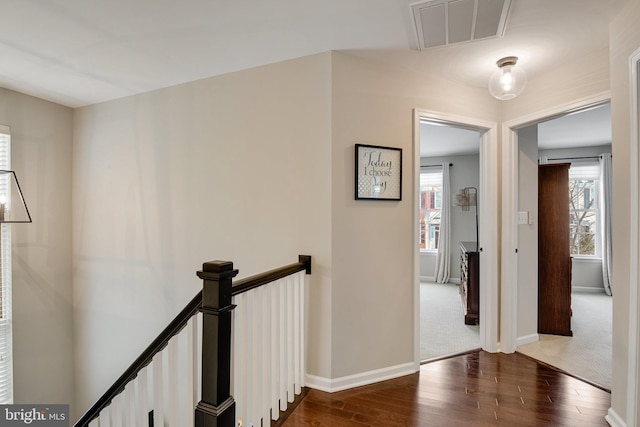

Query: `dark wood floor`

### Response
(281, 351, 611, 426)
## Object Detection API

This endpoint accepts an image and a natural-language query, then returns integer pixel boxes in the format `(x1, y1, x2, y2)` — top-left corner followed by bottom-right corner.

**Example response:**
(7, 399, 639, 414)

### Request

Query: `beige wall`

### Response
(72, 53, 333, 415)
(517, 125, 538, 340)
(71, 50, 501, 412)
(330, 52, 497, 378)
(610, 0, 640, 421)
(0, 89, 75, 411)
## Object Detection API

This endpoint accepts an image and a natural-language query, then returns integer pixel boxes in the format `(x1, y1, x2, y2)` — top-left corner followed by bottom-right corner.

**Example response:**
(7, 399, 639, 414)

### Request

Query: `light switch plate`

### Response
(517, 211, 530, 225)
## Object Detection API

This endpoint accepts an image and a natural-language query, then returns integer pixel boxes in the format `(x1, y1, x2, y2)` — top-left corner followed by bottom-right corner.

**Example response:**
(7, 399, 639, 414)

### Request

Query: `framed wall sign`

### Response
(355, 144, 402, 200)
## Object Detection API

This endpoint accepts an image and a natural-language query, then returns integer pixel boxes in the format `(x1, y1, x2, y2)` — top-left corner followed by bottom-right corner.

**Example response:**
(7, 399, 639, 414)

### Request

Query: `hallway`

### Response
(281, 351, 610, 426)
(518, 291, 612, 390)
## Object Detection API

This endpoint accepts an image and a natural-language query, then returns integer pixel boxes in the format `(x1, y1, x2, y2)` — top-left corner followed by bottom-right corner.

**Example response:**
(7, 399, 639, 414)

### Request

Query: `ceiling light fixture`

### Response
(488, 56, 527, 100)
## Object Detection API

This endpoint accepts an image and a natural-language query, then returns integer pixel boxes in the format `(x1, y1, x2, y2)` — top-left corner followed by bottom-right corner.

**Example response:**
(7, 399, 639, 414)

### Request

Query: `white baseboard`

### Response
(420, 276, 461, 285)
(516, 333, 539, 347)
(572, 286, 607, 294)
(305, 362, 416, 393)
(605, 407, 626, 427)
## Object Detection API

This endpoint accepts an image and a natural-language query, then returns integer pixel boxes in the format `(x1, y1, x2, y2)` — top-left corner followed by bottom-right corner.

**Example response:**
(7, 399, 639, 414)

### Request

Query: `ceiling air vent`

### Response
(412, 0, 512, 50)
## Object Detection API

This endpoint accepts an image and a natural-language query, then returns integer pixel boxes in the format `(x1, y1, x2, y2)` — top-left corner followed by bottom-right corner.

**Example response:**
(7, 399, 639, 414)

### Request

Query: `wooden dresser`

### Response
(460, 241, 480, 325)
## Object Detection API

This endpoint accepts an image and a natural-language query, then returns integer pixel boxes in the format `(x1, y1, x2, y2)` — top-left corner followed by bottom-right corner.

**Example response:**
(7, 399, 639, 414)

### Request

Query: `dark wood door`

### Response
(538, 163, 572, 336)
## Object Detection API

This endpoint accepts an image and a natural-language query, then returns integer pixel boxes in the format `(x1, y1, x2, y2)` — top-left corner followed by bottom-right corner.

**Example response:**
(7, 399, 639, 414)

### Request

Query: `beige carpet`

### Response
(421, 283, 612, 390)
(517, 291, 612, 390)
(420, 282, 480, 361)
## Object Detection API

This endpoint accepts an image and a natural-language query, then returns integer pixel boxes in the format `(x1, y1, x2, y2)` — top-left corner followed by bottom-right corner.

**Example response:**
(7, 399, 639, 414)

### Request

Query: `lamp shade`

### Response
(488, 56, 527, 100)
(0, 170, 32, 223)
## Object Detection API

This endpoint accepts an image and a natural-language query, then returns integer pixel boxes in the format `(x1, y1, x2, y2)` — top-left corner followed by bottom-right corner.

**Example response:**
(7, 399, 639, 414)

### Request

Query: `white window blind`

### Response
(569, 162, 600, 180)
(0, 125, 13, 403)
(420, 169, 443, 186)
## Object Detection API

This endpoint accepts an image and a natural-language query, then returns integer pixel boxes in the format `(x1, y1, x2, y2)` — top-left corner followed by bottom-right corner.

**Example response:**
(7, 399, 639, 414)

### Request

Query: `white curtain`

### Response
(538, 156, 549, 164)
(599, 153, 613, 295)
(434, 163, 451, 283)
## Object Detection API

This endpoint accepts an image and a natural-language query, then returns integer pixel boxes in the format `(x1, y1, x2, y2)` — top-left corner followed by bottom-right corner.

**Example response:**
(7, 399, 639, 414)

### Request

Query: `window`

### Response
(568, 163, 599, 257)
(420, 170, 442, 250)
(0, 125, 12, 403)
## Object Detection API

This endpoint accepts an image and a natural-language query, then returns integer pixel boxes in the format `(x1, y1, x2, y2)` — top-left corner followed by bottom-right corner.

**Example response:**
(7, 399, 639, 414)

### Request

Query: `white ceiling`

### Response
(537, 102, 612, 151)
(0, 0, 628, 109)
(420, 121, 482, 157)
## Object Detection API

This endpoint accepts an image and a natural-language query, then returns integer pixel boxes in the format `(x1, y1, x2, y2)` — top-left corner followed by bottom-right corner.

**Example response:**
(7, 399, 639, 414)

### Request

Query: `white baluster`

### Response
(286, 276, 295, 403)
(278, 278, 287, 411)
(271, 278, 281, 420)
(98, 407, 110, 427)
(124, 380, 136, 426)
(166, 336, 179, 426)
(181, 320, 193, 425)
(233, 292, 246, 424)
(293, 272, 302, 395)
(135, 368, 149, 426)
(246, 291, 259, 426)
(261, 284, 272, 424)
(190, 314, 201, 410)
(252, 287, 262, 426)
(299, 271, 306, 391)
(110, 393, 123, 427)
(152, 352, 164, 426)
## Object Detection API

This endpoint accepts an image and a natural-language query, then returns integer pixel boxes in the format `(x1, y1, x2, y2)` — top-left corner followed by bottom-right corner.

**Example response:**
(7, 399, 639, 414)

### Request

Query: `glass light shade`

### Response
(488, 57, 527, 100)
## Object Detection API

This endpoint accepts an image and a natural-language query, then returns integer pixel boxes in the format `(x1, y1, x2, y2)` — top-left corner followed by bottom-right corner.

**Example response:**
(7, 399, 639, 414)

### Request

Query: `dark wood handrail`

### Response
(73, 291, 201, 427)
(232, 255, 311, 295)
(74, 255, 312, 427)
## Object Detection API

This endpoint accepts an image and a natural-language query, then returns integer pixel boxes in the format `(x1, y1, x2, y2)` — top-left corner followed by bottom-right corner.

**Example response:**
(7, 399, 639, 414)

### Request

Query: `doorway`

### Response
(502, 98, 613, 389)
(418, 118, 481, 361)
(413, 109, 499, 366)
(629, 46, 640, 425)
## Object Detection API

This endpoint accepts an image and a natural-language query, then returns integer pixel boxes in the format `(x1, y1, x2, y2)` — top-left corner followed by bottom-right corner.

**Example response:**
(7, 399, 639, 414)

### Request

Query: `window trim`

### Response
(568, 162, 601, 258)
(419, 168, 443, 252)
(0, 125, 13, 404)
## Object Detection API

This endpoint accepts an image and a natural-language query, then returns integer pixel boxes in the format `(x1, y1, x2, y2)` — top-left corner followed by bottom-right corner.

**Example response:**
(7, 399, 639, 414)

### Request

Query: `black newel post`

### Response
(195, 260, 239, 427)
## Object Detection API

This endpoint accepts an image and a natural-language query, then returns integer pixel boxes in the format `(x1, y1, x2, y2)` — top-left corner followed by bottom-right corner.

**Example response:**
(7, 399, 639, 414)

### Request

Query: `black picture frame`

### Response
(355, 144, 402, 201)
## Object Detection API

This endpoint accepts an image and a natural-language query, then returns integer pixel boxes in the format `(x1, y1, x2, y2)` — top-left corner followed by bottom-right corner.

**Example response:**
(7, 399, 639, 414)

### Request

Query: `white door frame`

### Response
(413, 109, 499, 369)
(620, 46, 640, 427)
(500, 92, 611, 353)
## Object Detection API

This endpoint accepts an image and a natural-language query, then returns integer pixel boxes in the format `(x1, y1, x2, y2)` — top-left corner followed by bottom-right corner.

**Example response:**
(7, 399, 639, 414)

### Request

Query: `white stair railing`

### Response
(76, 256, 311, 427)
(86, 313, 203, 427)
(232, 270, 306, 427)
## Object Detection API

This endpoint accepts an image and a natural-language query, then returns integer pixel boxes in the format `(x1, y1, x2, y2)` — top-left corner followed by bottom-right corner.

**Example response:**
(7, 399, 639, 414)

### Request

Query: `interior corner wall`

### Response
(72, 53, 333, 417)
(0, 89, 75, 413)
(329, 51, 498, 379)
(609, 0, 640, 421)
(517, 125, 538, 340)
